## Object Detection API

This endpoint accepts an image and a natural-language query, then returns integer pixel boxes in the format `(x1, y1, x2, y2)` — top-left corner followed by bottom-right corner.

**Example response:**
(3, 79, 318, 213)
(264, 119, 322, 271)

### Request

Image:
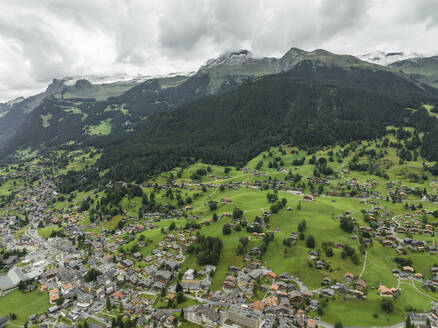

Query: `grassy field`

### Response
(0, 290, 50, 325)
(63, 106, 88, 121)
(84, 119, 112, 136)
(59, 83, 139, 101)
(322, 283, 434, 326)
(104, 103, 130, 115)
(40, 113, 52, 128)
(154, 295, 200, 309)
(37, 225, 58, 239)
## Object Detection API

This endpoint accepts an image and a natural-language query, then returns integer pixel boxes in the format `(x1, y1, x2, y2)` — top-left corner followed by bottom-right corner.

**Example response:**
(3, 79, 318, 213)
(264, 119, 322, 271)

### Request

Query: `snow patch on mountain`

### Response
(5, 96, 25, 107)
(200, 50, 254, 70)
(357, 51, 423, 66)
(62, 72, 192, 86)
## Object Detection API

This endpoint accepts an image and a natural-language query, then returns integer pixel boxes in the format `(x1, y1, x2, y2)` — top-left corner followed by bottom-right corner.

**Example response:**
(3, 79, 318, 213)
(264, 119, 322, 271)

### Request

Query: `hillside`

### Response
(0, 78, 142, 150)
(97, 61, 438, 181)
(0, 47, 396, 158)
(3, 123, 438, 327)
(390, 56, 438, 88)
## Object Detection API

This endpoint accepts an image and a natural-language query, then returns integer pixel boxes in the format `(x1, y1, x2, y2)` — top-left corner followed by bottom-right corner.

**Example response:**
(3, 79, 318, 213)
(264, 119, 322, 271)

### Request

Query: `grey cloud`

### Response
(399, 0, 438, 28)
(0, 0, 437, 102)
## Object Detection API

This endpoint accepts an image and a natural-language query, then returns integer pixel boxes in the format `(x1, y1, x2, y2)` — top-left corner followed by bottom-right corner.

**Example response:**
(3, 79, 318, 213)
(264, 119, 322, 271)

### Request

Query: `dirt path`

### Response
(358, 249, 367, 278)
(409, 278, 438, 302)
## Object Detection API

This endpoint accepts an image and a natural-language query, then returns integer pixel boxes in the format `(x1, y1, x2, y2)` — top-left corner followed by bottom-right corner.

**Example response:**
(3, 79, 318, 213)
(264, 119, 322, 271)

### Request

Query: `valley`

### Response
(1, 124, 438, 327)
(1, 46, 438, 328)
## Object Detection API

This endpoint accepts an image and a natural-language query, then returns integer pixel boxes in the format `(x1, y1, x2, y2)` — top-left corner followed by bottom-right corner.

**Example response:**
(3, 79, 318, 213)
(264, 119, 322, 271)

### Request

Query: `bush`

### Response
(233, 207, 243, 219)
(306, 235, 315, 248)
(351, 254, 360, 265)
(298, 220, 307, 232)
(222, 224, 232, 235)
(208, 201, 217, 211)
(394, 256, 413, 268)
(340, 217, 354, 233)
(326, 248, 334, 257)
(381, 298, 394, 313)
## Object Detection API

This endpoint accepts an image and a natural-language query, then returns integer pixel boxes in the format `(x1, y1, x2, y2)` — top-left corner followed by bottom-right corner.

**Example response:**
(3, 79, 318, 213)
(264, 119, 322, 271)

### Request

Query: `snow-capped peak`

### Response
(200, 50, 254, 70)
(357, 51, 423, 66)
(62, 72, 192, 87)
(62, 73, 149, 86)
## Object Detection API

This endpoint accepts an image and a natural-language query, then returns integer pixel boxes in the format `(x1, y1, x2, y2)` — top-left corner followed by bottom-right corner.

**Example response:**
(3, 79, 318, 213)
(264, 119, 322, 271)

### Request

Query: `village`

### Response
(1, 142, 438, 328)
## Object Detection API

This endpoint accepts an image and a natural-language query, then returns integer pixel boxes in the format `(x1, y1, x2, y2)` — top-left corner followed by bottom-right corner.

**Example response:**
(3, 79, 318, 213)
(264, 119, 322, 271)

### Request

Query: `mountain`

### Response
(279, 48, 383, 70)
(0, 76, 159, 150)
(389, 56, 438, 88)
(0, 97, 24, 117)
(357, 51, 422, 66)
(1, 46, 436, 165)
(0, 79, 69, 149)
(97, 60, 438, 181)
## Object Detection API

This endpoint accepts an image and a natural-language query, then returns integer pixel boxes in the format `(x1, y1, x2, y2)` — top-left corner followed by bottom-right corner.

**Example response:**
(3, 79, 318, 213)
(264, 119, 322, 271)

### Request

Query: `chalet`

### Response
(424, 229, 434, 236)
(266, 271, 277, 280)
(264, 296, 278, 306)
(122, 259, 134, 268)
(152, 281, 166, 292)
(395, 226, 407, 233)
(289, 291, 303, 303)
(279, 272, 292, 281)
(355, 279, 367, 291)
(396, 246, 405, 254)
(378, 285, 393, 297)
(409, 227, 419, 234)
(344, 273, 354, 282)
(224, 275, 236, 290)
(151, 310, 168, 324)
(423, 280, 436, 291)
(303, 195, 314, 201)
(132, 252, 142, 260)
(414, 273, 423, 279)
(322, 277, 332, 285)
(251, 300, 265, 312)
(321, 288, 335, 297)
(155, 270, 173, 283)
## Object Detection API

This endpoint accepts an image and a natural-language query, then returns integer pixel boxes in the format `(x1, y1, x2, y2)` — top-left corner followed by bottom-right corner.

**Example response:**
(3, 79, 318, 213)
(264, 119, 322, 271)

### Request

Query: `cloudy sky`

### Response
(0, 0, 437, 102)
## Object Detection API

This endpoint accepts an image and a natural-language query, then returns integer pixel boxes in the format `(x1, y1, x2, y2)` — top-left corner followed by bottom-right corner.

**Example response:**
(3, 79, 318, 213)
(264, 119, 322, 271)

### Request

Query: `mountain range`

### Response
(1, 47, 438, 180)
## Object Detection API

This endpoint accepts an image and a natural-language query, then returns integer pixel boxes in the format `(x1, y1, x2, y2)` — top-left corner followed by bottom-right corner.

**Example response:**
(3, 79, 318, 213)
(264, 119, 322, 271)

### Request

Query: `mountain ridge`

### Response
(2, 46, 438, 165)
